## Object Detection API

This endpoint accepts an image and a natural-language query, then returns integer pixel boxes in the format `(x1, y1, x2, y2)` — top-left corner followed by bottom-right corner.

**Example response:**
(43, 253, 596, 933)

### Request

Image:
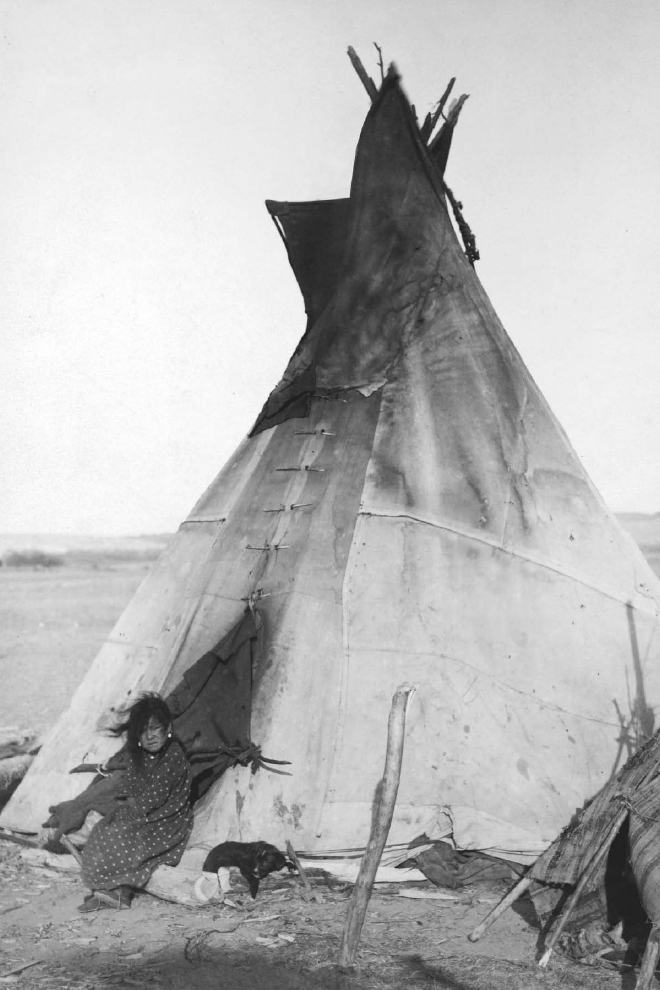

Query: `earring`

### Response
(167, 732, 172, 738)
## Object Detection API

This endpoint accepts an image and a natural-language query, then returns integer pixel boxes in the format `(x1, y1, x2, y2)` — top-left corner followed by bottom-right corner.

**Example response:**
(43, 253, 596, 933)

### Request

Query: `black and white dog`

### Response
(202, 841, 294, 898)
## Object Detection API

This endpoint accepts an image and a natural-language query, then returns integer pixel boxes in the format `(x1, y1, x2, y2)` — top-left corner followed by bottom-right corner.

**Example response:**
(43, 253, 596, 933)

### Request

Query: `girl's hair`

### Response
(109, 692, 172, 757)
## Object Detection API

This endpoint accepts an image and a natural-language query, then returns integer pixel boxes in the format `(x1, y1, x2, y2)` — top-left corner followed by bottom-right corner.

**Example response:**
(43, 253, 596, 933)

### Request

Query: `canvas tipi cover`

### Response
(4, 67, 660, 868)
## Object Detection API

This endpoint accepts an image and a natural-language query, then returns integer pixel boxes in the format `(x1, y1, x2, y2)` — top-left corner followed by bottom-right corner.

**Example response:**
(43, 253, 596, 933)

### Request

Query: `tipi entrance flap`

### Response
(163, 608, 258, 801)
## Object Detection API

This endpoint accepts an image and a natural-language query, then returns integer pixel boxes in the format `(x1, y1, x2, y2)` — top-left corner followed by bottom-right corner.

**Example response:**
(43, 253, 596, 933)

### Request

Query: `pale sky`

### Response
(1, 0, 659, 535)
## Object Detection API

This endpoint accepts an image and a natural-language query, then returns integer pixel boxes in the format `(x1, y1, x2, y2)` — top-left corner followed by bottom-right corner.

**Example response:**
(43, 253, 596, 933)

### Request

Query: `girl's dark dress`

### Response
(81, 739, 193, 891)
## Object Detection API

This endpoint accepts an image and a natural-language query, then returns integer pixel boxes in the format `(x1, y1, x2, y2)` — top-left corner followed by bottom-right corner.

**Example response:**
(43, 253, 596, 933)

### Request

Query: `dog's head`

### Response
(255, 842, 289, 878)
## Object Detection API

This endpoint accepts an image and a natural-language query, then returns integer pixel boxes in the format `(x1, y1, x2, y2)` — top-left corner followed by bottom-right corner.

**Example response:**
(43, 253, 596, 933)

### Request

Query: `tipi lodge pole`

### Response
(538, 803, 629, 968)
(338, 683, 416, 968)
(636, 926, 660, 990)
(346, 46, 378, 102)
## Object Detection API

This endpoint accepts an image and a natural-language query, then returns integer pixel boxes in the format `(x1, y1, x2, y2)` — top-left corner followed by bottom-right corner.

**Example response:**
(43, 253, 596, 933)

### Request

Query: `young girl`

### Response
(78, 693, 193, 912)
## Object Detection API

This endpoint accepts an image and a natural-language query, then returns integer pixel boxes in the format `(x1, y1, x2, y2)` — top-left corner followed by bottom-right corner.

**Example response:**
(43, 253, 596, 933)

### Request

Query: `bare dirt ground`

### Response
(0, 840, 633, 990)
(1, 523, 659, 989)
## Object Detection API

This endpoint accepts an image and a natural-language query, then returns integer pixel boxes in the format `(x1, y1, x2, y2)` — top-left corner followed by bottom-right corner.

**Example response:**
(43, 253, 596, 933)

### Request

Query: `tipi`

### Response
(4, 61, 660, 871)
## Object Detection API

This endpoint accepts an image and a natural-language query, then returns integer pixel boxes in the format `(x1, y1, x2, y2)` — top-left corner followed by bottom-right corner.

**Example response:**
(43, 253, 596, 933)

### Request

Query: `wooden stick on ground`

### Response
(0, 958, 44, 978)
(338, 683, 416, 969)
(59, 834, 83, 867)
(468, 874, 533, 942)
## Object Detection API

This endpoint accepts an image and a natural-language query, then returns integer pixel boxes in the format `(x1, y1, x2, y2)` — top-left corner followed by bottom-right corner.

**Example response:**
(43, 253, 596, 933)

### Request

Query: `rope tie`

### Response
(444, 182, 480, 266)
(189, 742, 291, 776)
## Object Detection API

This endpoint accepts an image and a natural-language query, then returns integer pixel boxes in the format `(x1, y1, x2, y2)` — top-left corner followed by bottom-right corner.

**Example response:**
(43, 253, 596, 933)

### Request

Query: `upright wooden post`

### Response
(338, 683, 416, 968)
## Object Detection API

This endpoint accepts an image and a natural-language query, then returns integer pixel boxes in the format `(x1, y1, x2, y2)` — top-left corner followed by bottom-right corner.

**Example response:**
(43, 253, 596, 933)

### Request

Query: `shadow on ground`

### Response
(12, 944, 636, 990)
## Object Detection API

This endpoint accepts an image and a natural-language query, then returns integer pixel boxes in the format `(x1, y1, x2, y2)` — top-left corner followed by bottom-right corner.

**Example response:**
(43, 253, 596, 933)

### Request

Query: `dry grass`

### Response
(0, 563, 148, 733)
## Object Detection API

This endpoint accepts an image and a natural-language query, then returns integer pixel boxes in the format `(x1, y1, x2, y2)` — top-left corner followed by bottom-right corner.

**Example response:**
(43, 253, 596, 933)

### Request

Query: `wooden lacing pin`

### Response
(245, 543, 290, 551)
(183, 515, 227, 525)
(294, 430, 336, 437)
(275, 465, 325, 473)
(262, 502, 314, 513)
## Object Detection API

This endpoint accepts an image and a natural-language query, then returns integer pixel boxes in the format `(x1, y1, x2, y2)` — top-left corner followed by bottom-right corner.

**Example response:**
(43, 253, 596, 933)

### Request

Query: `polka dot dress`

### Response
(81, 739, 193, 891)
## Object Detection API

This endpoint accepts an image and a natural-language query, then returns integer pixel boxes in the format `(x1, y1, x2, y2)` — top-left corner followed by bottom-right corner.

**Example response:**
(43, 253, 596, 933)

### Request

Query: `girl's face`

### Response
(139, 716, 169, 754)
